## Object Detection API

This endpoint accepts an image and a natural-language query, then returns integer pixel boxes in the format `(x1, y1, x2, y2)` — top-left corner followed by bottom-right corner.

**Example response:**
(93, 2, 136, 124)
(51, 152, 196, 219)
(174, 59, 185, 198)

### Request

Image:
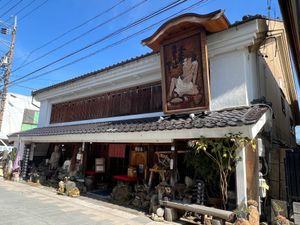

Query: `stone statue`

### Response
(49, 145, 61, 170)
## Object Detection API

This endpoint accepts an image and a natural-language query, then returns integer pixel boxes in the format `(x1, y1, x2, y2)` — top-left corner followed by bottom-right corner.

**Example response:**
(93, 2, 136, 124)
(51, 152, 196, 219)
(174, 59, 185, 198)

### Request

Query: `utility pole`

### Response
(0, 16, 17, 128)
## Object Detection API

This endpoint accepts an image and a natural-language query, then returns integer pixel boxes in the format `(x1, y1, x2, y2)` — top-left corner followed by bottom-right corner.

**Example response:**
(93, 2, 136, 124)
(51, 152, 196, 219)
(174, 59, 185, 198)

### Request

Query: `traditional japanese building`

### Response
(8, 10, 299, 211)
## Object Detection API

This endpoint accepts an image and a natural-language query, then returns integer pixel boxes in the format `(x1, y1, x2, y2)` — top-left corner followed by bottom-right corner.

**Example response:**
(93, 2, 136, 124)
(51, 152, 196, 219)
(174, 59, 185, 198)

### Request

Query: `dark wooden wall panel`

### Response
(50, 82, 162, 123)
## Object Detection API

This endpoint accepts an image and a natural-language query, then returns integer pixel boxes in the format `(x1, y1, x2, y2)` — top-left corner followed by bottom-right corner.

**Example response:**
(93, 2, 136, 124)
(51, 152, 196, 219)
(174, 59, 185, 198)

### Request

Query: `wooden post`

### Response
(236, 147, 247, 206)
(0, 17, 17, 127)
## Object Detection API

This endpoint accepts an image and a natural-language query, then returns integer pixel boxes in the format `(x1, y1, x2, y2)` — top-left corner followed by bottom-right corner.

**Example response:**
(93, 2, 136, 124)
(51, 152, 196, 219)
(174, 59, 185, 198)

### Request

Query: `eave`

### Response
(279, 0, 300, 86)
(142, 10, 230, 51)
(9, 106, 271, 143)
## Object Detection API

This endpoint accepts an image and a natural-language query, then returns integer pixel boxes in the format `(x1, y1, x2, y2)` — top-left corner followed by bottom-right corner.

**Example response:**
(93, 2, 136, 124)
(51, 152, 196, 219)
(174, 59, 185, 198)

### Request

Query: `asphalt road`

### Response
(0, 180, 182, 225)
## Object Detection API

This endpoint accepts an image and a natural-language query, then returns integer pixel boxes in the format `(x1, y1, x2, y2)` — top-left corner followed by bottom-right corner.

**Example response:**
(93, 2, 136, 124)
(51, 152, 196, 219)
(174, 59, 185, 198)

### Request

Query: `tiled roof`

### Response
(10, 105, 268, 138)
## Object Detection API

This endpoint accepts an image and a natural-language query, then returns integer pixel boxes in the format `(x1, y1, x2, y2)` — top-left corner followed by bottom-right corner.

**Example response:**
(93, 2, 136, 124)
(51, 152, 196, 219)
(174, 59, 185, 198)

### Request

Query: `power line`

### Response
(27, 0, 125, 55)
(4, 0, 36, 22)
(13, 0, 183, 73)
(11, 0, 187, 83)
(14, 84, 36, 90)
(13, 0, 148, 72)
(9, 0, 209, 86)
(0, 0, 23, 18)
(13, 0, 127, 72)
(0, 0, 15, 11)
(18, 0, 49, 22)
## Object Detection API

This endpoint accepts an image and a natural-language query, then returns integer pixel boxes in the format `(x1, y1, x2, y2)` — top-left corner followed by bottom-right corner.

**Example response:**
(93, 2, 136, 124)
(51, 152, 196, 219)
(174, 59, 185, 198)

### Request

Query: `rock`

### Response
(131, 198, 141, 208)
(225, 222, 234, 225)
(204, 215, 213, 225)
(65, 181, 76, 195)
(156, 207, 165, 217)
(185, 176, 193, 187)
(164, 207, 178, 222)
(248, 201, 259, 225)
(57, 180, 65, 194)
(235, 218, 251, 225)
(212, 219, 224, 225)
(111, 184, 131, 203)
(68, 187, 80, 197)
(141, 200, 150, 209)
(151, 205, 160, 215)
(151, 213, 164, 222)
(149, 194, 159, 214)
(272, 215, 291, 225)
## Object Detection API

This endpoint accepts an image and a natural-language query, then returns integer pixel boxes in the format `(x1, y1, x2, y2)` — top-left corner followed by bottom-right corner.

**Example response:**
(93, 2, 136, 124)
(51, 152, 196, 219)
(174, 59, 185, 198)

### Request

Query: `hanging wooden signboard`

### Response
(160, 29, 209, 113)
(142, 12, 230, 114)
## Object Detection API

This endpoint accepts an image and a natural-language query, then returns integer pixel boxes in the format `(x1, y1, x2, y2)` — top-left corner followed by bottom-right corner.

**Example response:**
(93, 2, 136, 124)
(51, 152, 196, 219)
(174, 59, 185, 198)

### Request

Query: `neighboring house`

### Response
(8, 10, 299, 211)
(0, 93, 39, 144)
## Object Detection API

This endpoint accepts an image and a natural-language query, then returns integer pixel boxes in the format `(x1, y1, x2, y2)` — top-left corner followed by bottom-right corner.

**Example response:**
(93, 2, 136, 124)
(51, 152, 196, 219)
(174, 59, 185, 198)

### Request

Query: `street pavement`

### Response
(0, 180, 185, 225)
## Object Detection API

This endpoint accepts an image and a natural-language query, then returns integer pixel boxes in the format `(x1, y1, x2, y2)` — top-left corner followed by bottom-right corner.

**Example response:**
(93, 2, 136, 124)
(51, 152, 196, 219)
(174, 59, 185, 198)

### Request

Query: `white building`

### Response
(8, 11, 299, 211)
(0, 92, 40, 143)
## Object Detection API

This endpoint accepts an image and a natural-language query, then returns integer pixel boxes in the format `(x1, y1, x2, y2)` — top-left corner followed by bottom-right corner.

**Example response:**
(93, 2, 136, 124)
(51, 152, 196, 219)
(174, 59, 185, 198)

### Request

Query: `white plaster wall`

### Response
(36, 19, 267, 126)
(209, 49, 250, 111)
(245, 52, 260, 103)
(37, 100, 50, 127)
(1, 93, 40, 138)
(37, 49, 257, 126)
(37, 48, 254, 127)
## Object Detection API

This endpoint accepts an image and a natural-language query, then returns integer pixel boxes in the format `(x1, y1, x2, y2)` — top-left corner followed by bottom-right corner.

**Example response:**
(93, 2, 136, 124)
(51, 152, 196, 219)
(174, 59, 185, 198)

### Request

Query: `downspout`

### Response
(31, 96, 40, 109)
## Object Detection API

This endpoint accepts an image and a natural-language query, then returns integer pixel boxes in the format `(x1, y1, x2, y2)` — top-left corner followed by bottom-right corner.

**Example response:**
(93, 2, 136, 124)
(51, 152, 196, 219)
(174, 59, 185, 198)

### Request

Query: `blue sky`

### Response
(1, 0, 299, 138)
(3, 0, 283, 93)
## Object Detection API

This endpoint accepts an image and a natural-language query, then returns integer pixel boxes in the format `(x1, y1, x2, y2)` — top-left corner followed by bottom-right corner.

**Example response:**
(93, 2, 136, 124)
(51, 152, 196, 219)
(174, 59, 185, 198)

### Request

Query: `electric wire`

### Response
(0, 0, 15, 11)
(9, 0, 209, 86)
(14, 84, 36, 90)
(0, 0, 23, 18)
(15, 0, 125, 70)
(13, 0, 144, 72)
(18, 0, 49, 22)
(4, 0, 36, 22)
(10, 0, 193, 85)
(12, 0, 185, 75)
